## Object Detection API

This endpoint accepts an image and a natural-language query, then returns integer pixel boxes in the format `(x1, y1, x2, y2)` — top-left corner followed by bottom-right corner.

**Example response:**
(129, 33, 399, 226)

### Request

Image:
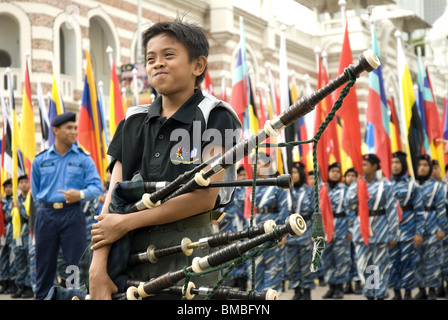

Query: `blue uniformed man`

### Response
(321, 162, 353, 299)
(31, 112, 103, 300)
(414, 154, 447, 300)
(10, 175, 33, 298)
(389, 151, 424, 300)
(0, 179, 16, 294)
(250, 152, 290, 294)
(347, 154, 399, 300)
(285, 162, 316, 300)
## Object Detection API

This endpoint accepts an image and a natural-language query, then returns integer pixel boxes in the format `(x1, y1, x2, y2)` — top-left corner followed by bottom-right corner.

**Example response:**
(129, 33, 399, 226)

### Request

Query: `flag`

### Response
(37, 78, 50, 151)
(97, 80, 110, 175)
(396, 32, 425, 177)
(365, 25, 392, 179)
(6, 69, 22, 239)
(302, 75, 316, 172)
(230, 17, 249, 122)
(202, 69, 215, 97)
(78, 49, 106, 183)
(388, 94, 403, 153)
(108, 55, 125, 138)
(19, 60, 36, 175)
(314, 52, 341, 181)
(417, 58, 445, 179)
(442, 91, 448, 164)
(48, 72, 66, 146)
(1, 91, 12, 178)
(335, 25, 362, 176)
(266, 64, 285, 175)
(335, 22, 370, 245)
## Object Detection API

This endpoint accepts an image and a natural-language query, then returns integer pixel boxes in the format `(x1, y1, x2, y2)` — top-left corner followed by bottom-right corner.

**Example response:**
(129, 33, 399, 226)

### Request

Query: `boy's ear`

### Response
(193, 56, 207, 77)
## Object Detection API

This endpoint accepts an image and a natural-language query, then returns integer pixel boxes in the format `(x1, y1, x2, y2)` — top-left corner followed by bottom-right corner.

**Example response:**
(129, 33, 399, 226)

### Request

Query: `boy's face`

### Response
(19, 179, 30, 193)
(344, 172, 357, 185)
(328, 167, 341, 182)
(417, 160, 430, 177)
(4, 185, 12, 196)
(391, 158, 402, 175)
(145, 34, 205, 96)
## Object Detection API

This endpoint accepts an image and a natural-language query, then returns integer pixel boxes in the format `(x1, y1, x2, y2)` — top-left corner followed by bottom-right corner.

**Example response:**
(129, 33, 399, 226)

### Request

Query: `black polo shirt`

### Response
(108, 90, 240, 185)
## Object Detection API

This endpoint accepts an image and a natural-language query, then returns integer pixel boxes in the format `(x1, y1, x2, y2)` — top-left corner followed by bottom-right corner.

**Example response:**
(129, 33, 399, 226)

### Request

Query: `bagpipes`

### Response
(72, 49, 380, 300)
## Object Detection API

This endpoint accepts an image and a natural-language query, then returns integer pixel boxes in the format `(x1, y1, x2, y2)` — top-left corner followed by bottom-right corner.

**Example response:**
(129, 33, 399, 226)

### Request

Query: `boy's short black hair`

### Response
(142, 17, 209, 87)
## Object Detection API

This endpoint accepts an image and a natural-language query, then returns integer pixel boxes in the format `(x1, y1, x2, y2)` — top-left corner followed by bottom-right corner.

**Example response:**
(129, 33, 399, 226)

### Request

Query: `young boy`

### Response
(89, 18, 241, 300)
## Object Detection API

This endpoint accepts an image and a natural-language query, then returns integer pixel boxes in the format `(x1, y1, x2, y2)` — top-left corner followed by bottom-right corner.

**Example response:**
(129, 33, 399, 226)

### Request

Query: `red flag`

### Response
(202, 70, 215, 97)
(319, 184, 334, 243)
(358, 177, 370, 245)
(335, 24, 370, 245)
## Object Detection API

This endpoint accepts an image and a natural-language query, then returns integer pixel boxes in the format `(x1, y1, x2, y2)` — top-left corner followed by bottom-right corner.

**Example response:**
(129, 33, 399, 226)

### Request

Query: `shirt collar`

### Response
(48, 143, 79, 155)
(146, 90, 204, 124)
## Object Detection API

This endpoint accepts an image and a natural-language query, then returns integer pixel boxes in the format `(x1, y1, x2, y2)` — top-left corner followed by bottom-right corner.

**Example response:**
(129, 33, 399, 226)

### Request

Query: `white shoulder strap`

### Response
(125, 105, 150, 120)
(402, 180, 413, 207)
(427, 181, 439, 207)
(372, 180, 384, 211)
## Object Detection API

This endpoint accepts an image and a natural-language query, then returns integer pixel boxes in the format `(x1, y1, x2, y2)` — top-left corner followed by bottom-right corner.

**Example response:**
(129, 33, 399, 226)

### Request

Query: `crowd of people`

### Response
(218, 151, 448, 300)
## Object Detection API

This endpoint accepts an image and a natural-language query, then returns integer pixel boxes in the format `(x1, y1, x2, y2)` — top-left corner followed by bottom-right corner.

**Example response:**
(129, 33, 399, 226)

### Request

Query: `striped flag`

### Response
(108, 47, 125, 138)
(365, 24, 392, 179)
(230, 17, 249, 122)
(6, 69, 23, 239)
(388, 93, 403, 153)
(19, 59, 36, 175)
(48, 72, 66, 146)
(78, 49, 106, 183)
(1, 90, 12, 178)
(417, 52, 445, 179)
(36, 78, 50, 151)
(395, 31, 425, 177)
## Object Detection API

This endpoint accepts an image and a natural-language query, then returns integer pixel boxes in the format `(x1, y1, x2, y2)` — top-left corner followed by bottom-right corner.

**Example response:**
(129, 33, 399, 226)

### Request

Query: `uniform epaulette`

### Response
(35, 149, 48, 157)
(78, 145, 91, 156)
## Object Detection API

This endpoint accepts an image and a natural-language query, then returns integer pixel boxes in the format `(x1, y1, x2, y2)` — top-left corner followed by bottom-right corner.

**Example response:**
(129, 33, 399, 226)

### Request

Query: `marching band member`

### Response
(321, 163, 353, 299)
(389, 151, 424, 300)
(249, 153, 290, 295)
(285, 162, 316, 300)
(414, 154, 447, 300)
(347, 154, 398, 300)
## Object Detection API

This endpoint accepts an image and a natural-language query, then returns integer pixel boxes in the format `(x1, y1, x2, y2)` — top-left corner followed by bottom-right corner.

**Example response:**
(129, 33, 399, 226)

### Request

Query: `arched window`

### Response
(0, 15, 20, 68)
(89, 16, 117, 96)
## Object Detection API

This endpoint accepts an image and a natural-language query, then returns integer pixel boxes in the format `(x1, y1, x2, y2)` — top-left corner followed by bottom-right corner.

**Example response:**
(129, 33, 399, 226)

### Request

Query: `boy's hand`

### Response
(91, 213, 128, 250)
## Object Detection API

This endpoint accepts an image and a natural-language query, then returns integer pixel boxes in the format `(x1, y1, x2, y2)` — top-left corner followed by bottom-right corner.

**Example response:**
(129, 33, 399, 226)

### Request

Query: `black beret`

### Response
(328, 162, 341, 171)
(363, 153, 381, 167)
(51, 112, 76, 127)
(344, 167, 358, 177)
(2, 179, 12, 187)
(392, 151, 407, 159)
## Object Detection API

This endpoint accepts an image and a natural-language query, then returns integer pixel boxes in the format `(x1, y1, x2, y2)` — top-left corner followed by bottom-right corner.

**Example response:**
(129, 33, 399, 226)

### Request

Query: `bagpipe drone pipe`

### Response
(69, 49, 380, 300)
